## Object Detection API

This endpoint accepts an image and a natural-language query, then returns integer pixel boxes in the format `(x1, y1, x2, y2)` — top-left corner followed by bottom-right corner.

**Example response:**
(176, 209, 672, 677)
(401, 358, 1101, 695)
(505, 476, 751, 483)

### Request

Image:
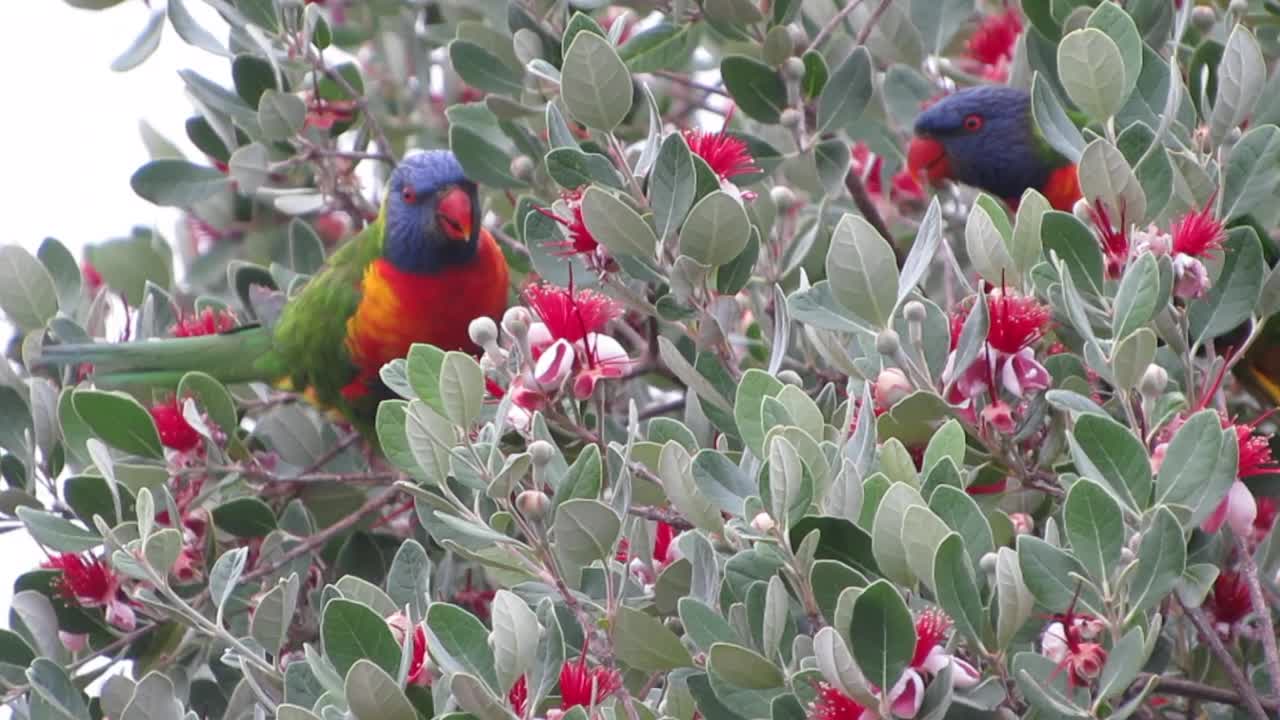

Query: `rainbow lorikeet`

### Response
(39, 150, 510, 437)
(907, 86, 1083, 212)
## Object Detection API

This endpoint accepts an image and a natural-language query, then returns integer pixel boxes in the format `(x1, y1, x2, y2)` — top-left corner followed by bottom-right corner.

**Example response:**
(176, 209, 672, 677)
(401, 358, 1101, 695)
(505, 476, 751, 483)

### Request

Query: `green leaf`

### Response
(37, 237, 81, 313)
(681, 191, 751, 266)
(615, 606, 694, 672)
(1031, 73, 1085, 163)
(933, 533, 987, 653)
(71, 390, 163, 458)
(816, 47, 872, 134)
(928, 486, 995, 568)
(1188, 228, 1264, 345)
(211, 497, 277, 537)
(27, 658, 91, 720)
(995, 548, 1034, 651)
(545, 148, 623, 190)
(1085, 2, 1142, 104)
(491, 590, 540, 692)
(1079, 139, 1146, 227)
(1069, 414, 1151, 511)
(1111, 328, 1156, 391)
(965, 196, 1019, 286)
(1063, 479, 1124, 587)
(176, 372, 239, 441)
(561, 33, 633, 131)
(1222, 126, 1280, 221)
(257, 89, 306, 141)
(707, 643, 783, 689)
(1112, 252, 1160, 338)
(1154, 409, 1224, 509)
(209, 547, 248, 618)
(720, 56, 787, 123)
(321, 598, 401, 677)
(425, 602, 498, 689)
(439, 351, 484, 428)
(111, 9, 164, 72)
(450, 673, 515, 720)
(734, 369, 784, 458)
(849, 580, 915, 694)
(580, 187, 658, 258)
(801, 51, 829, 100)
(131, 160, 228, 207)
(252, 575, 299, 657)
(1126, 507, 1185, 618)
(386, 540, 431, 618)
(450, 126, 527, 190)
(651, 133, 698, 241)
(619, 23, 694, 73)
(16, 508, 100, 553)
(228, 142, 270, 195)
(84, 230, 171, 306)
(824, 213, 899, 328)
(1058, 29, 1126, 121)
(1209, 25, 1264, 147)
(0, 246, 59, 332)
(143, 528, 182, 575)
(346, 660, 418, 720)
(1017, 536, 1103, 615)
(553, 499, 621, 566)
(1096, 626, 1146, 702)
(450, 40, 523, 96)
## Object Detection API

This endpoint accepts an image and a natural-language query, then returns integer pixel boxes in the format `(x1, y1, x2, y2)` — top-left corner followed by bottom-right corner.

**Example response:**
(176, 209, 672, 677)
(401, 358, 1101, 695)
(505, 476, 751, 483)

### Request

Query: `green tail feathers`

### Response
(37, 325, 283, 390)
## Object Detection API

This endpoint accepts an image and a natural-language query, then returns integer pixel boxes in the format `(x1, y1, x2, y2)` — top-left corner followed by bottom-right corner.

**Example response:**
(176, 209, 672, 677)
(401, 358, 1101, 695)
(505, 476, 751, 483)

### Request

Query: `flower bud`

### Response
(529, 440, 556, 467)
(510, 155, 535, 181)
(782, 57, 806, 82)
(1140, 364, 1168, 398)
(875, 328, 900, 356)
(979, 552, 998, 574)
(468, 316, 499, 347)
(778, 369, 803, 386)
(769, 186, 796, 209)
(874, 368, 912, 410)
(502, 306, 531, 339)
(779, 108, 803, 129)
(1009, 512, 1034, 535)
(516, 489, 550, 520)
(1119, 547, 1135, 564)
(59, 631, 89, 654)
(1071, 197, 1092, 225)
(751, 512, 776, 534)
(1191, 5, 1216, 32)
(787, 25, 808, 51)
(904, 300, 927, 324)
(1229, 0, 1248, 15)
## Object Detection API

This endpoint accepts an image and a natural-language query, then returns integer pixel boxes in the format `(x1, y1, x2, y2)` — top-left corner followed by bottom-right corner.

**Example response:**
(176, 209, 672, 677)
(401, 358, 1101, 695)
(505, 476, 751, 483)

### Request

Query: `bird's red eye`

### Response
(401, 185, 417, 204)
(963, 114, 984, 132)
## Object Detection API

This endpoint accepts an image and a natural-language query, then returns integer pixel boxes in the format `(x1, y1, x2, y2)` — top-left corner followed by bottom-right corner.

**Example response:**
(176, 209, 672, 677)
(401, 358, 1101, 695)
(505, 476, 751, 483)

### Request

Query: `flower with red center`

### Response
(878, 608, 981, 717)
(1206, 570, 1253, 634)
(851, 143, 924, 204)
(1171, 200, 1225, 259)
(617, 521, 679, 584)
(809, 682, 868, 720)
(42, 553, 136, 631)
(1086, 201, 1129, 278)
(82, 262, 103, 295)
(1202, 416, 1274, 536)
(559, 655, 622, 709)
(524, 284, 619, 345)
(537, 189, 602, 260)
(171, 308, 238, 338)
(386, 611, 431, 686)
(966, 8, 1023, 68)
(303, 97, 358, 131)
(509, 675, 529, 716)
(150, 398, 201, 452)
(1234, 418, 1277, 478)
(985, 288, 1051, 355)
(910, 607, 951, 669)
(682, 126, 759, 184)
(1040, 599, 1107, 688)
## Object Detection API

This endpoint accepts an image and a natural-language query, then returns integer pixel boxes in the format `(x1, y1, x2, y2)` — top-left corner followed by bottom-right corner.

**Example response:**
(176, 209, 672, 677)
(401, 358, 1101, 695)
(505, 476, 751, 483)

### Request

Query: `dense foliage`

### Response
(2, 1, 1280, 719)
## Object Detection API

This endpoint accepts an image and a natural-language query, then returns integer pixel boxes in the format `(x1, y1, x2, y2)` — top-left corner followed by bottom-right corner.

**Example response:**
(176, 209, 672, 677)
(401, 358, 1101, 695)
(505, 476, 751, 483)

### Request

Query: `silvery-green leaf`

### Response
(1031, 73, 1085, 163)
(680, 191, 751, 266)
(1058, 29, 1126, 121)
(553, 499, 621, 566)
(660, 441, 724, 532)
(898, 198, 942, 305)
(1110, 328, 1155, 391)
(615, 605, 694, 671)
(581, 186, 659, 258)
(825, 213, 899, 328)
(346, 660, 419, 720)
(1209, 24, 1264, 147)
(560, 32, 633, 130)
(965, 198, 1018, 286)
(995, 547, 1034, 650)
(1078, 139, 1146, 226)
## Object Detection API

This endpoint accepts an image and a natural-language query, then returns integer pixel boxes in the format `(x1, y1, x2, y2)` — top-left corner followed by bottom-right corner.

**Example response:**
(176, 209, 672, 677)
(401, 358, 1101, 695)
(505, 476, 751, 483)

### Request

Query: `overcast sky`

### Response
(1, 0, 230, 625)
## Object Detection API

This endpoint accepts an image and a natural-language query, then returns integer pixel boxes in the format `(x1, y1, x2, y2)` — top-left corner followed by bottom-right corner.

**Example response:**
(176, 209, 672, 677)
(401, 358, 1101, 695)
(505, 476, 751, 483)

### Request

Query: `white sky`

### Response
(0, 0, 230, 627)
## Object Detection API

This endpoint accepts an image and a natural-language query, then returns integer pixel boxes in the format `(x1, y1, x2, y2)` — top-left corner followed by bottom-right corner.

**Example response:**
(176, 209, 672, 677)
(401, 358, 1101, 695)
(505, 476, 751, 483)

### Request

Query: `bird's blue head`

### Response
(384, 150, 481, 274)
(908, 86, 1051, 201)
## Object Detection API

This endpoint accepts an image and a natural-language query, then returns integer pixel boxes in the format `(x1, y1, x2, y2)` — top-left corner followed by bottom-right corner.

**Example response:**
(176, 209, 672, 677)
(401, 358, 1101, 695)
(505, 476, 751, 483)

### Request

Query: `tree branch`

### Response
(1137, 673, 1280, 713)
(1236, 536, 1280, 701)
(807, 0, 868, 53)
(1175, 598, 1271, 720)
(629, 505, 693, 531)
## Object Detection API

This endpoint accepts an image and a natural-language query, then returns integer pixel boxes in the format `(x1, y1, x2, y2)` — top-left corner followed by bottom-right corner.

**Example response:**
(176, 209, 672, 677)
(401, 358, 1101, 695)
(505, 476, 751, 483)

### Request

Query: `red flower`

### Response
(1171, 201, 1225, 259)
(559, 655, 622, 709)
(82, 262, 103, 295)
(851, 144, 924, 202)
(304, 97, 358, 130)
(966, 478, 1009, 495)
(809, 682, 867, 720)
(509, 675, 529, 716)
(911, 607, 951, 668)
(1207, 570, 1253, 627)
(172, 308, 237, 338)
(537, 190, 601, 259)
(150, 399, 201, 452)
(524, 283, 620, 344)
(1086, 201, 1129, 278)
(985, 289, 1051, 355)
(43, 553, 116, 605)
(966, 8, 1023, 67)
(683, 126, 759, 183)
(1233, 417, 1278, 479)
(652, 521, 675, 565)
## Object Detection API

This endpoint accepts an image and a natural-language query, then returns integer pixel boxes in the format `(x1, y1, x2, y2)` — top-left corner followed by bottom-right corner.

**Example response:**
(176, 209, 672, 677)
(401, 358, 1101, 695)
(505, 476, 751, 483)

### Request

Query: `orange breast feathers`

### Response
(1043, 164, 1083, 212)
(344, 229, 509, 397)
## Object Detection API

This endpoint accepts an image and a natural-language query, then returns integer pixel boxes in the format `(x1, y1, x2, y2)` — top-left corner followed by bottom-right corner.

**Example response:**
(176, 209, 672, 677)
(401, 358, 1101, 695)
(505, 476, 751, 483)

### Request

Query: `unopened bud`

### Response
(751, 512, 776, 533)
(1229, 0, 1249, 15)
(778, 370, 803, 386)
(1191, 5, 1216, 32)
(779, 108, 803, 129)
(1072, 197, 1092, 225)
(469, 316, 499, 347)
(510, 155, 535, 181)
(874, 368, 912, 410)
(1224, 127, 1242, 146)
(502, 306, 531, 339)
(979, 552, 998, 574)
(875, 328, 901, 356)
(1140, 364, 1168, 398)
(1010, 512, 1034, 535)
(769, 186, 796, 208)
(516, 489, 550, 519)
(787, 25, 808, 51)
(782, 57, 806, 82)
(904, 300, 927, 324)
(1119, 547, 1135, 564)
(529, 440, 555, 467)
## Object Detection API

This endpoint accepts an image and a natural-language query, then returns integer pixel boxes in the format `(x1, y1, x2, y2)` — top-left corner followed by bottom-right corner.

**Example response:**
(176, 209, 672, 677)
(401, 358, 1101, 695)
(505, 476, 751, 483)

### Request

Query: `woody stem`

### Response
(1175, 596, 1270, 720)
(1235, 536, 1280, 701)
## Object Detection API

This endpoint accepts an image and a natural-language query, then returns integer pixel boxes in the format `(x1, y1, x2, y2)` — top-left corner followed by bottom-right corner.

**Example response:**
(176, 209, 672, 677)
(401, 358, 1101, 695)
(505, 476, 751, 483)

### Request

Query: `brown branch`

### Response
(1175, 598, 1271, 720)
(1236, 536, 1280, 701)
(807, 0, 868, 53)
(653, 71, 731, 98)
(855, 0, 895, 45)
(843, 168, 902, 265)
(638, 397, 686, 420)
(1137, 674, 1280, 713)
(629, 505, 694, 531)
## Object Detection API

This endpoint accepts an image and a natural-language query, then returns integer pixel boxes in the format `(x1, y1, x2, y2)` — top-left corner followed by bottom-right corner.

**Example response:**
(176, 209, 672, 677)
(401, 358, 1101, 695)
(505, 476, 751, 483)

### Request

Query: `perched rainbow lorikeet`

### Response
(907, 86, 1083, 212)
(39, 150, 510, 438)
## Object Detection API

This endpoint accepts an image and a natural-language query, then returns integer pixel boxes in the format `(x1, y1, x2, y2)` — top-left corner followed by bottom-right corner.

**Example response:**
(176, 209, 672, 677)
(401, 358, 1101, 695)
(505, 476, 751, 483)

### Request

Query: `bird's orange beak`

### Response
(906, 137, 952, 186)
(437, 186, 473, 242)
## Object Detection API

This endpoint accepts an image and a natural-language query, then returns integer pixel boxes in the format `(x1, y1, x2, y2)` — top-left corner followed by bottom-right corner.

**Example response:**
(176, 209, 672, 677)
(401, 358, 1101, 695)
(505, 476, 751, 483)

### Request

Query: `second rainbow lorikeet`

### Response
(907, 86, 1083, 212)
(39, 150, 510, 439)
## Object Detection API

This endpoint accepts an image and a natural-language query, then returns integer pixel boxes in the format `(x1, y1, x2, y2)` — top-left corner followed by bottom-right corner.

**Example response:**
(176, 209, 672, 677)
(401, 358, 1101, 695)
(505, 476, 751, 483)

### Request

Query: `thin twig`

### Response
(653, 71, 731, 98)
(638, 397, 686, 420)
(1175, 597, 1270, 720)
(843, 168, 902, 265)
(855, 0, 895, 45)
(1236, 536, 1280, 701)
(629, 505, 694, 531)
(1, 625, 156, 706)
(1136, 673, 1280, 712)
(299, 432, 361, 475)
(807, 0, 869, 53)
